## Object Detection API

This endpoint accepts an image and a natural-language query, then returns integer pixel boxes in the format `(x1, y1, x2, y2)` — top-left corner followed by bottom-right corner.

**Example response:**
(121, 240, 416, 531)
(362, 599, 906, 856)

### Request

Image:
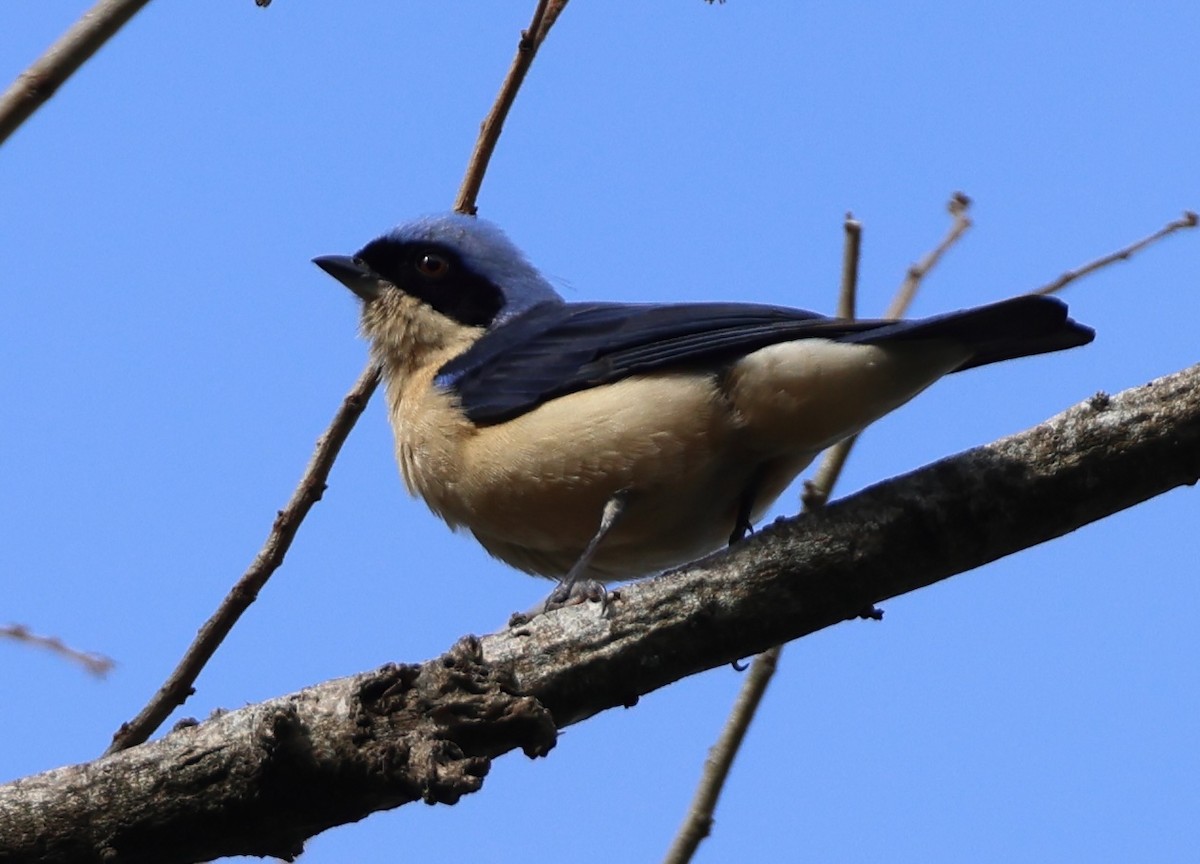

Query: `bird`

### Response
(314, 213, 1093, 607)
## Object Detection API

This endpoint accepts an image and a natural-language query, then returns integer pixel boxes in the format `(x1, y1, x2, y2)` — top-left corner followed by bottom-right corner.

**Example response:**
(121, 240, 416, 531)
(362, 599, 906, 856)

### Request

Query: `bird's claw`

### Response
(544, 577, 609, 613)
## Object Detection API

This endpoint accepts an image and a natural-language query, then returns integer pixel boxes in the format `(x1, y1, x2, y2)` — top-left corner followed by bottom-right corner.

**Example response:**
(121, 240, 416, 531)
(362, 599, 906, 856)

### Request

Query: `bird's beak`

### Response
(312, 255, 383, 301)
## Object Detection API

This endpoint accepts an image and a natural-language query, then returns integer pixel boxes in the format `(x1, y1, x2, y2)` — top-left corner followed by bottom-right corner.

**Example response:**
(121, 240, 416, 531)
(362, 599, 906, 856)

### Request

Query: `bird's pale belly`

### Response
(471, 447, 814, 581)
(398, 372, 781, 581)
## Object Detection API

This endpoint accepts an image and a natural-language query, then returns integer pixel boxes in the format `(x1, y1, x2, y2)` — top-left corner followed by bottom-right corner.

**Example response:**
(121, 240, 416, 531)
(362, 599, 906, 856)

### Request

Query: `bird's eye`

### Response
(416, 252, 450, 278)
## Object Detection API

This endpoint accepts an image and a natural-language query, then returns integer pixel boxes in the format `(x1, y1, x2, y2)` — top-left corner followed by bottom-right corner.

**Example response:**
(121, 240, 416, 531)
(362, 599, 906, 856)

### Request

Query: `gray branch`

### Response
(2, 363, 1197, 864)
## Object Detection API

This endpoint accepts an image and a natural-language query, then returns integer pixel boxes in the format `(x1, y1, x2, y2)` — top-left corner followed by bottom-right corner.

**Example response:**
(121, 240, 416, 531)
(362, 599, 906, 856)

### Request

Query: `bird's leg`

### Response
(728, 472, 763, 545)
(543, 489, 630, 612)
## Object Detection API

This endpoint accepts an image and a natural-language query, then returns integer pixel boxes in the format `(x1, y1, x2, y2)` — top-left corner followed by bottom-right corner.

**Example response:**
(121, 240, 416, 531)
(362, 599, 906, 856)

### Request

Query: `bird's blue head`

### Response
(314, 213, 563, 328)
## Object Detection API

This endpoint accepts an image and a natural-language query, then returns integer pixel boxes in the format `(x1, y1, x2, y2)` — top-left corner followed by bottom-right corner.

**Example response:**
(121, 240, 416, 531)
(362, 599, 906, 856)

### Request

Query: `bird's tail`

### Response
(848, 295, 1095, 372)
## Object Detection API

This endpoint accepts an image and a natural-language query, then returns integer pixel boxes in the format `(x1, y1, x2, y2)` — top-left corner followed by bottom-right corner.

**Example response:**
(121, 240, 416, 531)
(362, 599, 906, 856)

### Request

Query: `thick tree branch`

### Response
(3, 643, 557, 864)
(3, 363, 1198, 863)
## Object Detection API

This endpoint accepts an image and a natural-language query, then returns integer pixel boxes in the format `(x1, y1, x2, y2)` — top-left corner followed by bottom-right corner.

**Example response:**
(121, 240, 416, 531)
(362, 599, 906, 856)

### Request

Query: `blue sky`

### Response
(2, 3, 1197, 862)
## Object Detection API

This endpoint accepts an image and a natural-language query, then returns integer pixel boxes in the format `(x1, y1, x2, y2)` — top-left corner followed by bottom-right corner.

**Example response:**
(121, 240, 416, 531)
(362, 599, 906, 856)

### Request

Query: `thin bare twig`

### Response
(668, 211, 866, 864)
(838, 213, 862, 319)
(1032, 210, 1198, 296)
(800, 212, 866, 510)
(1, 624, 115, 677)
(668, 199, 1199, 863)
(453, 0, 570, 215)
(0, 0, 154, 147)
(800, 437, 857, 511)
(105, 0, 570, 755)
(662, 647, 780, 864)
(667, 196, 974, 864)
(104, 363, 381, 755)
(886, 192, 973, 319)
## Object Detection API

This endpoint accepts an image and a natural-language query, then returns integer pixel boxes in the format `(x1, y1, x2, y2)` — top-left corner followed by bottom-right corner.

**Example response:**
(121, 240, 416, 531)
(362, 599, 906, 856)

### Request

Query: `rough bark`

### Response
(0, 646, 556, 863)
(2, 363, 1197, 864)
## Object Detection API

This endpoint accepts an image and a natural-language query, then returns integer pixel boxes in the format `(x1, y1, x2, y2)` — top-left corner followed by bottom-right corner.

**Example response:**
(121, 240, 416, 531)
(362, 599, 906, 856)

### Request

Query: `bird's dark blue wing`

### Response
(436, 295, 1092, 425)
(435, 301, 846, 424)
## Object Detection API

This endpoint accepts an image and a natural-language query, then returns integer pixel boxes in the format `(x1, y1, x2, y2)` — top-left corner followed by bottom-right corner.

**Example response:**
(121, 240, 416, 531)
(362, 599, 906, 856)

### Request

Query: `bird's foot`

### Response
(509, 578, 609, 626)
(544, 577, 609, 613)
(728, 518, 755, 546)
